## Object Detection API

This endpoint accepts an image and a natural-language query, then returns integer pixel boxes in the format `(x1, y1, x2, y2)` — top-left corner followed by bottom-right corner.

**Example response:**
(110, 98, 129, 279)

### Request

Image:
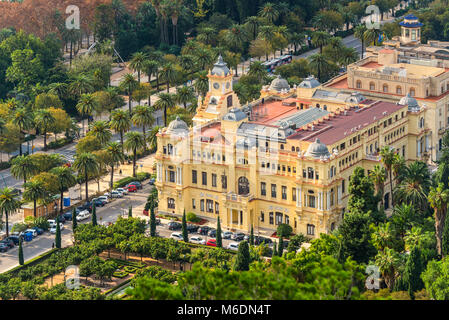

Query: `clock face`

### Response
(213, 82, 220, 89)
(226, 82, 230, 89)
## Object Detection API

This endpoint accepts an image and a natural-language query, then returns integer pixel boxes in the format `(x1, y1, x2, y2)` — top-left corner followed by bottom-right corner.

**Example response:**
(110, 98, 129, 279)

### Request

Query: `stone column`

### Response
(299, 187, 302, 207)
(327, 191, 331, 211)
(296, 188, 300, 207)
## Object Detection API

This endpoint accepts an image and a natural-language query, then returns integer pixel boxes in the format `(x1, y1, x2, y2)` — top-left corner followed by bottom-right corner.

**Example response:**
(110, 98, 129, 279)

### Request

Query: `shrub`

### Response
(113, 172, 150, 189)
(113, 271, 129, 278)
(11, 223, 28, 233)
(186, 212, 201, 223)
(0, 162, 11, 170)
(45, 137, 73, 150)
(123, 266, 138, 273)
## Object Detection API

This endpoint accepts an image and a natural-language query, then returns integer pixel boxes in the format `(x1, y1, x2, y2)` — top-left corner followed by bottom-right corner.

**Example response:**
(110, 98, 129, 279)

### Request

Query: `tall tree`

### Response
(105, 141, 125, 189)
(23, 181, 46, 218)
(0, 188, 20, 237)
(159, 63, 177, 94)
(216, 216, 222, 248)
(124, 131, 145, 177)
(380, 146, 396, 208)
(234, 240, 250, 271)
(18, 238, 24, 265)
(402, 246, 424, 299)
(72, 207, 78, 231)
(311, 31, 331, 54)
(92, 204, 97, 226)
(11, 108, 33, 156)
(154, 93, 175, 127)
(354, 24, 367, 58)
(120, 73, 139, 114)
(182, 209, 188, 242)
(34, 109, 56, 149)
(110, 110, 131, 152)
(55, 216, 61, 249)
(50, 166, 76, 214)
(429, 183, 449, 257)
(129, 52, 148, 84)
(88, 121, 112, 145)
(73, 153, 99, 201)
(150, 207, 156, 237)
(10, 155, 37, 184)
(131, 105, 154, 153)
(76, 93, 97, 136)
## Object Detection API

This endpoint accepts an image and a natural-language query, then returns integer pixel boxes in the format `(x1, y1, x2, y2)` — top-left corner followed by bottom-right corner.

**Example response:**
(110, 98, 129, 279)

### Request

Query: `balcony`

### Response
(225, 192, 254, 203)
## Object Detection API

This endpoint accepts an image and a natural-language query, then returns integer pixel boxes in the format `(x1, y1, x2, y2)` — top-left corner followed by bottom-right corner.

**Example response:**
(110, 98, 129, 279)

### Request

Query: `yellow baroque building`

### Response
(155, 55, 429, 238)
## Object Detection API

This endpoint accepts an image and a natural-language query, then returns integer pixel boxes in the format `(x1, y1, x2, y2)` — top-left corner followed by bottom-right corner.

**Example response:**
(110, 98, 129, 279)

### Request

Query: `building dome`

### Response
(211, 55, 231, 76)
(399, 14, 423, 28)
(298, 75, 320, 89)
(166, 116, 189, 134)
(269, 75, 290, 92)
(223, 108, 247, 121)
(398, 93, 419, 111)
(305, 138, 330, 159)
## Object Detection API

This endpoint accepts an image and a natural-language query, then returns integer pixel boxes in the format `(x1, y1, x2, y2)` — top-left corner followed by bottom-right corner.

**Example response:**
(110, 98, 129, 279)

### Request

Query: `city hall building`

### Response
(154, 52, 430, 237)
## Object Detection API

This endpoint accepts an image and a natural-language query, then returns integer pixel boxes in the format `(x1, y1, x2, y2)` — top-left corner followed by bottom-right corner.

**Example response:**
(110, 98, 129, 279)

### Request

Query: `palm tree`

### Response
(154, 93, 175, 127)
(374, 247, 402, 290)
(34, 109, 56, 149)
(225, 24, 248, 53)
(159, 63, 177, 94)
(124, 132, 145, 177)
(88, 120, 112, 145)
(73, 153, 99, 201)
(0, 187, 20, 237)
(395, 161, 431, 211)
(12, 108, 33, 156)
(338, 47, 359, 67)
(50, 166, 76, 214)
(47, 82, 68, 101)
(311, 31, 330, 54)
(380, 146, 396, 208)
(148, 126, 162, 152)
(258, 25, 276, 60)
(176, 86, 195, 109)
(245, 16, 261, 40)
(143, 60, 160, 94)
(170, 0, 183, 46)
(76, 93, 97, 136)
(354, 24, 368, 58)
(120, 73, 139, 113)
(10, 155, 37, 184)
(289, 32, 304, 54)
(110, 110, 131, 152)
(129, 52, 148, 84)
(248, 61, 268, 80)
(392, 154, 406, 184)
(23, 181, 47, 218)
(197, 27, 216, 45)
(258, 2, 279, 24)
(195, 48, 213, 71)
(429, 183, 449, 257)
(308, 53, 331, 83)
(179, 55, 196, 73)
(68, 74, 95, 98)
(105, 142, 125, 188)
(363, 28, 381, 47)
(193, 71, 209, 98)
(131, 105, 154, 152)
(369, 164, 386, 208)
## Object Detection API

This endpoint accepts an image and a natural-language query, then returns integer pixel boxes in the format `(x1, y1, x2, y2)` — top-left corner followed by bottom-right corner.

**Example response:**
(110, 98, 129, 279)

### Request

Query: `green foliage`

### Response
(112, 172, 150, 189)
(55, 217, 61, 249)
(186, 212, 201, 223)
(422, 257, 449, 300)
(402, 246, 424, 299)
(277, 223, 292, 238)
(234, 241, 250, 271)
(217, 217, 222, 248)
(18, 239, 24, 266)
(182, 210, 188, 242)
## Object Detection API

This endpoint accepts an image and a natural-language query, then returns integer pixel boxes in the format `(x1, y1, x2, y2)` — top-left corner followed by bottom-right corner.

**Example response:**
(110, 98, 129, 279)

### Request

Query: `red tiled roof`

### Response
(288, 101, 404, 145)
(250, 100, 298, 124)
(362, 61, 383, 68)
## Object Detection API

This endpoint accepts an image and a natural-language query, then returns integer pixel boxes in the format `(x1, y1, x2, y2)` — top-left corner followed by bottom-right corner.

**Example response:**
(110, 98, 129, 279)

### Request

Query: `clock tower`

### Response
(193, 55, 241, 126)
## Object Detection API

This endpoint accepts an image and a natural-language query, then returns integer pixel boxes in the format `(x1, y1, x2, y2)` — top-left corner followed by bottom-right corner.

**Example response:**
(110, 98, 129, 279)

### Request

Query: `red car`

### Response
(127, 184, 138, 192)
(206, 239, 216, 247)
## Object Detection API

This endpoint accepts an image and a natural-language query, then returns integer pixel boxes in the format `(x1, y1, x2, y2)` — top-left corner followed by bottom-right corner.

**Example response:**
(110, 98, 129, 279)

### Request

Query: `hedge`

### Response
(4, 248, 59, 277)
(44, 137, 74, 150)
(113, 271, 129, 278)
(109, 258, 145, 269)
(0, 161, 11, 170)
(123, 266, 138, 274)
(104, 278, 133, 295)
(113, 172, 151, 189)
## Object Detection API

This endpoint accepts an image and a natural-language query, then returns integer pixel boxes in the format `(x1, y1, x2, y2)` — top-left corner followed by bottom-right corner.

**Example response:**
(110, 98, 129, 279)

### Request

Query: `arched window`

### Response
(307, 167, 314, 179)
(238, 176, 250, 195)
(227, 95, 233, 107)
(323, 105, 328, 110)
(316, 103, 320, 108)
(167, 198, 175, 209)
(410, 87, 415, 97)
(384, 193, 390, 210)
(383, 84, 388, 93)
(167, 144, 173, 155)
(396, 86, 402, 94)
(356, 80, 362, 89)
(291, 146, 295, 152)
(369, 82, 375, 90)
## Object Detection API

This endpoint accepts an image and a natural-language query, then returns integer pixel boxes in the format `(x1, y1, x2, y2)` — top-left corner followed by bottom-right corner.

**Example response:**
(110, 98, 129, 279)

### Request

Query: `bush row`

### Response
(113, 172, 151, 189)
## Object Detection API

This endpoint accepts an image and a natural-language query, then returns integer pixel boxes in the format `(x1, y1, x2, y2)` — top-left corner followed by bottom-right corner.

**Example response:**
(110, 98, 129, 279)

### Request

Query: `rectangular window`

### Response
(202, 172, 207, 186)
(308, 195, 316, 208)
(271, 184, 277, 198)
(169, 170, 175, 183)
(260, 211, 264, 222)
(292, 188, 296, 201)
(221, 175, 227, 189)
(275, 212, 283, 225)
(206, 199, 214, 213)
(261, 182, 266, 196)
(342, 180, 345, 194)
(167, 198, 175, 209)
(285, 215, 290, 225)
(212, 173, 217, 187)
(200, 199, 204, 211)
(282, 186, 287, 200)
(192, 170, 197, 184)
(307, 224, 315, 236)
(215, 202, 219, 214)
(192, 199, 196, 209)
(269, 212, 274, 225)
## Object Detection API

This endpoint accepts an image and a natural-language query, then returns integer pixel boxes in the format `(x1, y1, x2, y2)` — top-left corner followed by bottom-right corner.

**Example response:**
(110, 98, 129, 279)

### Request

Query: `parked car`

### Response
(129, 181, 142, 189)
(5, 236, 20, 245)
(243, 235, 250, 241)
(32, 227, 44, 235)
(254, 236, 273, 245)
(63, 209, 80, 221)
(190, 236, 206, 245)
(93, 199, 106, 207)
(50, 223, 64, 234)
(168, 221, 182, 230)
(109, 191, 123, 198)
(223, 231, 233, 239)
(170, 232, 183, 241)
(98, 196, 109, 203)
(116, 188, 128, 195)
(0, 243, 9, 252)
(0, 239, 15, 249)
(25, 229, 38, 238)
(126, 185, 138, 192)
(186, 224, 199, 233)
(198, 226, 211, 235)
(208, 229, 216, 238)
(76, 210, 91, 221)
(206, 239, 216, 247)
(149, 178, 155, 185)
(47, 219, 57, 228)
(232, 233, 245, 241)
(227, 242, 239, 251)
(57, 214, 66, 224)
(79, 201, 92, 212)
